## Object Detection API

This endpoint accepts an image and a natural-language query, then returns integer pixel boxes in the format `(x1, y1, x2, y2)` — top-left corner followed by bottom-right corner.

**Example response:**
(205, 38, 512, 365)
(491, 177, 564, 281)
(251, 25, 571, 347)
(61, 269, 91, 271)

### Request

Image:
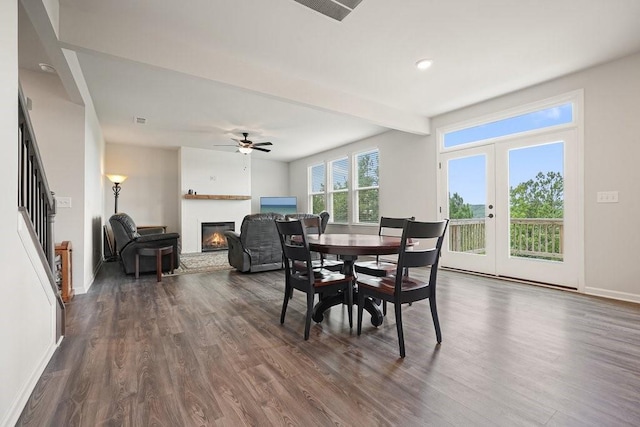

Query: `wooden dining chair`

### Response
(354, 216, 414, 277)
(356, 219, 449, 357)
(290, 215, 343, 272)
(276, 219, 354, 340)
(354, 216, 414, 314)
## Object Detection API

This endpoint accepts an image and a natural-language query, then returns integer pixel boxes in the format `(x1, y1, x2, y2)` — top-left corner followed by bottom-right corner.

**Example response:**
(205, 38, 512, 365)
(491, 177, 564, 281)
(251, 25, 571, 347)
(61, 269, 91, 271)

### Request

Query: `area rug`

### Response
(165, 251, 232, 276)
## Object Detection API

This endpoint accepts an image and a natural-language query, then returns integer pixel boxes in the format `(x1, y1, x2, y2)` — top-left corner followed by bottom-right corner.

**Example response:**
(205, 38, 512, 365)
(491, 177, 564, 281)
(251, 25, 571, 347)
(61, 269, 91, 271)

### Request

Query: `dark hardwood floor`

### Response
(17, 262, 640, 426)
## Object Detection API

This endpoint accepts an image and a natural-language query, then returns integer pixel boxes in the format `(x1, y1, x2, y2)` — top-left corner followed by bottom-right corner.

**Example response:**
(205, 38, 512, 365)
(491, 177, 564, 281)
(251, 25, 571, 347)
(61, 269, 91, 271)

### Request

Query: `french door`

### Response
(440, 129, 579, 288)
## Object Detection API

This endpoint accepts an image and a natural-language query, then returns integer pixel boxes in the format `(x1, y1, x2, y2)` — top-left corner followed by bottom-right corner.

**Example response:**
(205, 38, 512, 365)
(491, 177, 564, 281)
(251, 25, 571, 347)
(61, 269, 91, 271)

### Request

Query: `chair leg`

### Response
(357, 291, 365, 335)
(429, 297, 442, 343)
(346, 282, 353, 329)
(395, 303, 405, 358)
(304, 291, 314, 340)
(280, 284, 291, 324)
(383, 300, 387, 316)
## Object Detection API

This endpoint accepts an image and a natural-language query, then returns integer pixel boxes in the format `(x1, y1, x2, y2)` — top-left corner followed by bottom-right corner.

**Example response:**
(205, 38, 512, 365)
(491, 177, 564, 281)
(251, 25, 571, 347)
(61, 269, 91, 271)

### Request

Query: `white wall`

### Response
(63, 49, 105, 291)
(251, 157, 291, 213)
(20, 69, 88, 293)
(0, 2, 58, 425)
(179, 147, 251, 253)
(289, 130, 432, 234)
(104, 144, 180, 232)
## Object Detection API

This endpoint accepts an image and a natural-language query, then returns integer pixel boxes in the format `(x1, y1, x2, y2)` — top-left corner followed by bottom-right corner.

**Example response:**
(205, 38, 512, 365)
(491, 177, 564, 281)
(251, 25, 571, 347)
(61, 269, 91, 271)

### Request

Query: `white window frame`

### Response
(328, 157, 350, 224)
(308, 163, 326, 214)
(353, 149, 380, 224)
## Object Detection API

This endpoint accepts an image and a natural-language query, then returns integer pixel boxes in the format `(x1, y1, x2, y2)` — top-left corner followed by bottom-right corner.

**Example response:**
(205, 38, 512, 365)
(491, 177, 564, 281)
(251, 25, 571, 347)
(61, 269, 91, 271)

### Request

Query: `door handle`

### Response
(488, 213, 494, 218)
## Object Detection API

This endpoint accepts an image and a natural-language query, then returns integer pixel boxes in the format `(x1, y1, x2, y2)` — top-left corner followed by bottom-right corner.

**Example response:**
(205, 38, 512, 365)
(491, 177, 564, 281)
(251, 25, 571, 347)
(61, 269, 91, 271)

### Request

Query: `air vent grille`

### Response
(134, 116, 146, 125)
(293, 0, 364, 22)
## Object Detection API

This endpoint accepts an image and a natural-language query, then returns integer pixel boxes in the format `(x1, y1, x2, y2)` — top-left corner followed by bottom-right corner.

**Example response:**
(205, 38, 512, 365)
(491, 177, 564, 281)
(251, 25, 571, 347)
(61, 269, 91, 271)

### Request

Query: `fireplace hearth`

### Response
(202, 222, 234, 252)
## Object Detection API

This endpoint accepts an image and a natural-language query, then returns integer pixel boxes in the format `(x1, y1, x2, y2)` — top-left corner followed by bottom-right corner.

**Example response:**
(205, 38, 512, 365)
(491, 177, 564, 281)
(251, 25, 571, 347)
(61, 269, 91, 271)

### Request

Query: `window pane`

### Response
(358, 188, 378, 223)
(509, 142, 564, 261)
(444, 103, 573, 148)
(331, 158, 349, 190)
(356, 150, 379, 187)
(332, 192, 348, 222)
(448, 155, 487, 255)
(311, 194, 325, 214)
(310, 164, 325, 193)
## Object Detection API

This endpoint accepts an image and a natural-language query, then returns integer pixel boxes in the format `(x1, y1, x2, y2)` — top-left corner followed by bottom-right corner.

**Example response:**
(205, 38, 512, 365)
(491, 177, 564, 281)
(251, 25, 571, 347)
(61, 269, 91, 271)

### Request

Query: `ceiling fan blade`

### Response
(252, 142, 273, 146)
(252, 146, 271, 153)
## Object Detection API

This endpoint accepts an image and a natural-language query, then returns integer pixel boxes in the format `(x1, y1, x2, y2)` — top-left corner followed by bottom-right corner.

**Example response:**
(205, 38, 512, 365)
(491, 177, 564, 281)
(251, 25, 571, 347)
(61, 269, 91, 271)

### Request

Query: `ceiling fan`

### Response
(216, 132, 273, 154)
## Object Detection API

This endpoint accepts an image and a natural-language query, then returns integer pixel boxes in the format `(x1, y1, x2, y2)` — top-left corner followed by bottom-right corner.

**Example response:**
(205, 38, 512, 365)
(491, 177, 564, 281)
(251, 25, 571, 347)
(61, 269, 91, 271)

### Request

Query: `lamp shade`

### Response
(238, 146, 252, 154)
(106, 174, 127, 184)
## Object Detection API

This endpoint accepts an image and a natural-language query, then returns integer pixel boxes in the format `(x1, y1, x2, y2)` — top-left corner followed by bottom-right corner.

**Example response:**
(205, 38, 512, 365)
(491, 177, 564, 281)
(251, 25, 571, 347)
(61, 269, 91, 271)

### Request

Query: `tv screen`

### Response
(260, 196, 297, 215)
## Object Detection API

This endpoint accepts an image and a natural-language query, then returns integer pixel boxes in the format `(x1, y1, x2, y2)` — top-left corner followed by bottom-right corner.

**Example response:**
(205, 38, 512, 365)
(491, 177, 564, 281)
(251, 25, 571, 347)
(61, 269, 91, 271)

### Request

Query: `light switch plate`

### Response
(57, 197, 72, 208)
(596, 191, 618, 203)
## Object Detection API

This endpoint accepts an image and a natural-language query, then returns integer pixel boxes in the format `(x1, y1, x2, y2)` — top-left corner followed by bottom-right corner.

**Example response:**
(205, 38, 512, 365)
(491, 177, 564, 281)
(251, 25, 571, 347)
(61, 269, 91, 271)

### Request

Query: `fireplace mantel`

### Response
(184, 194, 251, 200)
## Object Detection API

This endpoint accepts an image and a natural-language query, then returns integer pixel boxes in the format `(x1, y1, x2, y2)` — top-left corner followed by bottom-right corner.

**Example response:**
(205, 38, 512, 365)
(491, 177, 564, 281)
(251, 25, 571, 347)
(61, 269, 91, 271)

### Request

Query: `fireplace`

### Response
(201, 222, 234, 252)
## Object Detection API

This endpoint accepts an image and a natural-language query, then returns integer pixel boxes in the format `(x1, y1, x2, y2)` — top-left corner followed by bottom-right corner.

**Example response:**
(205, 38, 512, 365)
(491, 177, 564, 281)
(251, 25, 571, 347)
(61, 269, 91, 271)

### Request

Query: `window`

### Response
(307, 149, 380, 224)
(354, 149, 379, 223)
(309, 163, 326, 214)
(329, 158, 349, 222)
(443, 102, 573, 149)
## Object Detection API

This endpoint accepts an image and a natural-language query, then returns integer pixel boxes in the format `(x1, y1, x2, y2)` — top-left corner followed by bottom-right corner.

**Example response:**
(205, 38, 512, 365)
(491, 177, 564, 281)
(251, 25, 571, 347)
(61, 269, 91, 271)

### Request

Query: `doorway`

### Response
(438, 97, 582, 288)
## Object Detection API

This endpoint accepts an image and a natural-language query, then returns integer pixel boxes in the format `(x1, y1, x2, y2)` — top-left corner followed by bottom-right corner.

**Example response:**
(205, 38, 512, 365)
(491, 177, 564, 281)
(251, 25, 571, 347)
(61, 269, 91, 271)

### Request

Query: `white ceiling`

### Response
(19, 0, 640, 161)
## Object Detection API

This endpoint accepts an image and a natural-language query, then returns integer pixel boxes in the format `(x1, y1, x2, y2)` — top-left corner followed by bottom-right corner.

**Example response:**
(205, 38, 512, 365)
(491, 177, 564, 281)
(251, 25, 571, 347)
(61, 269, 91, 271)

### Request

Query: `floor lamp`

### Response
(106, 174, 127, 214)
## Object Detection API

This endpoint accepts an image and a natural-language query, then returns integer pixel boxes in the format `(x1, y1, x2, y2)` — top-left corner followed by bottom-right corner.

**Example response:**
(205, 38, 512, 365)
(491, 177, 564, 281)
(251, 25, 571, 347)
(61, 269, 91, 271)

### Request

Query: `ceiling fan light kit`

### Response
(215, 132, 273, 154)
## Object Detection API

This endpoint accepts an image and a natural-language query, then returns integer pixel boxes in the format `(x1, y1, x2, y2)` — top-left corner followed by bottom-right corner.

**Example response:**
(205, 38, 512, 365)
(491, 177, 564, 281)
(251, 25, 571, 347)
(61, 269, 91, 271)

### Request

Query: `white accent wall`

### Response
(179, 148, 252, 253)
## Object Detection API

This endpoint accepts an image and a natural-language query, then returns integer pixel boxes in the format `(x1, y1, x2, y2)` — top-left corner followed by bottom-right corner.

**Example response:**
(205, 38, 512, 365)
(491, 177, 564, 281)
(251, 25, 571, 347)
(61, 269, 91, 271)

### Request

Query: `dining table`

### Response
(306, 233, 406, 326)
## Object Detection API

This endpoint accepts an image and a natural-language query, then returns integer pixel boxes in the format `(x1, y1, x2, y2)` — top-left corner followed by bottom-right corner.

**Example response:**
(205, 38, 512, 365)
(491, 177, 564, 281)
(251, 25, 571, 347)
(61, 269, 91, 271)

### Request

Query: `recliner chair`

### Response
(109, 213, 180, 275)
(224, 212, 285, 273)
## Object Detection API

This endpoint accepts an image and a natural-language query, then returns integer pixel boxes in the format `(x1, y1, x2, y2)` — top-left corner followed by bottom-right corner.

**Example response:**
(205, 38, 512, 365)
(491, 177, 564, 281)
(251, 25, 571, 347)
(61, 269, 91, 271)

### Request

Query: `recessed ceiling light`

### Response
(415, 59, 433, 70)
(38, 63, 56, 73)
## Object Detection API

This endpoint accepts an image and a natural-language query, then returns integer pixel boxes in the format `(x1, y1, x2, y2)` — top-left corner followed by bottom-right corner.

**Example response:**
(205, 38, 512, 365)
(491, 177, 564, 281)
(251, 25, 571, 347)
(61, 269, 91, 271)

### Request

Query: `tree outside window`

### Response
(309, 163, 326, 214)
(330, 158, 349, 222)
(355, 150, 379, 223)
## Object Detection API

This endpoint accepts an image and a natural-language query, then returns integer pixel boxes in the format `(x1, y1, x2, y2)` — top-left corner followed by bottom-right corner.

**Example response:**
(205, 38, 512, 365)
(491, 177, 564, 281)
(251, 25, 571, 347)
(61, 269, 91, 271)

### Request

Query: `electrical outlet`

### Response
(56, 197, 72, 208)
(596, 191, 618, 203)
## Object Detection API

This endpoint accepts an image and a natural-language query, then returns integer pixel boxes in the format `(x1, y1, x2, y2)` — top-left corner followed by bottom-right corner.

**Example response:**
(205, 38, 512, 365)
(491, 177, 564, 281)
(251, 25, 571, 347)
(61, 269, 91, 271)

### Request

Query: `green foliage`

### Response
(356, 154, 379, 222)
(333, 192, 348, 222)
(311, 194, 325, 214)
(449, 192, 474, 219)
(510, 171, 564, 219)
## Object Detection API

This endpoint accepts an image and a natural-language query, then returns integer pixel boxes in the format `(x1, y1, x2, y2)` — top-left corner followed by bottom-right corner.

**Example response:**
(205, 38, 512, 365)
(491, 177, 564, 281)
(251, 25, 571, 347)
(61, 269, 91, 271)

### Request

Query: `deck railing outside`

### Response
(449, 218, 564, 261)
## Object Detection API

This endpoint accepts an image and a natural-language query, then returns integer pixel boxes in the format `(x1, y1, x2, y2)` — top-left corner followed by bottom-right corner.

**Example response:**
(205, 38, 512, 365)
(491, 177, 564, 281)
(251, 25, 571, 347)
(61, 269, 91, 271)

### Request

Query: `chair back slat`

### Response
(399, 248, 439, 269)
(395, 219, 449, 292)
(379, 216, 415, 237)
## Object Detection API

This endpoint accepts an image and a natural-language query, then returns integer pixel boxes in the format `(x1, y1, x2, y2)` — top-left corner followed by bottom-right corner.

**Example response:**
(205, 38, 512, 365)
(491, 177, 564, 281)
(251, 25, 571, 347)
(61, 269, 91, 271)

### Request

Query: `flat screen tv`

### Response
(260, 196, 297, 215)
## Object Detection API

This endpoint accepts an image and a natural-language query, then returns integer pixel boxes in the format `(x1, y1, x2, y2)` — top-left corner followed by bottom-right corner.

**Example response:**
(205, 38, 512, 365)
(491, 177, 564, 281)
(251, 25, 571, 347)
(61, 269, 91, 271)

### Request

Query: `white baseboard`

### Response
(585, 287, 640, 304)
(2, 340, 57, 427)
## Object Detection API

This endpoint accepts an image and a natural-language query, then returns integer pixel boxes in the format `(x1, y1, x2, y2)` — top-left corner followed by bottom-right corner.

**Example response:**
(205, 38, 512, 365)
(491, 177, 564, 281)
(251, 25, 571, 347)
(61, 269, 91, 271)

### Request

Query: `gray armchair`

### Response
(224, 213, 284, 273)
(109, 213, 180, 275)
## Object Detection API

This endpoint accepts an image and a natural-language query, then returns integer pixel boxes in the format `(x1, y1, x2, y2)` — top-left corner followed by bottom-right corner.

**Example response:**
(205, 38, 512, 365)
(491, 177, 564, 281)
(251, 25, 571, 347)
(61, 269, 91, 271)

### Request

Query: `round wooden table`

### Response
(307, 234, 405, 326)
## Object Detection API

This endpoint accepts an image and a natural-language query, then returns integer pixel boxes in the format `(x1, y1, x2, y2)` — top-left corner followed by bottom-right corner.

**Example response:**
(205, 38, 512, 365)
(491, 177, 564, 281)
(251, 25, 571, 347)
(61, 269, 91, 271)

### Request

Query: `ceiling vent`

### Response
(293, 0, 363, 22)
(133, 116, 146, 125)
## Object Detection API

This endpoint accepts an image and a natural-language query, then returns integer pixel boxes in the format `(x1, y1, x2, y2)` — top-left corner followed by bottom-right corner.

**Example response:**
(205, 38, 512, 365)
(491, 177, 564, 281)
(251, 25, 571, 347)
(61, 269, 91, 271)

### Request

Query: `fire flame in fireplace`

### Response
(204, 232, 226, 248)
